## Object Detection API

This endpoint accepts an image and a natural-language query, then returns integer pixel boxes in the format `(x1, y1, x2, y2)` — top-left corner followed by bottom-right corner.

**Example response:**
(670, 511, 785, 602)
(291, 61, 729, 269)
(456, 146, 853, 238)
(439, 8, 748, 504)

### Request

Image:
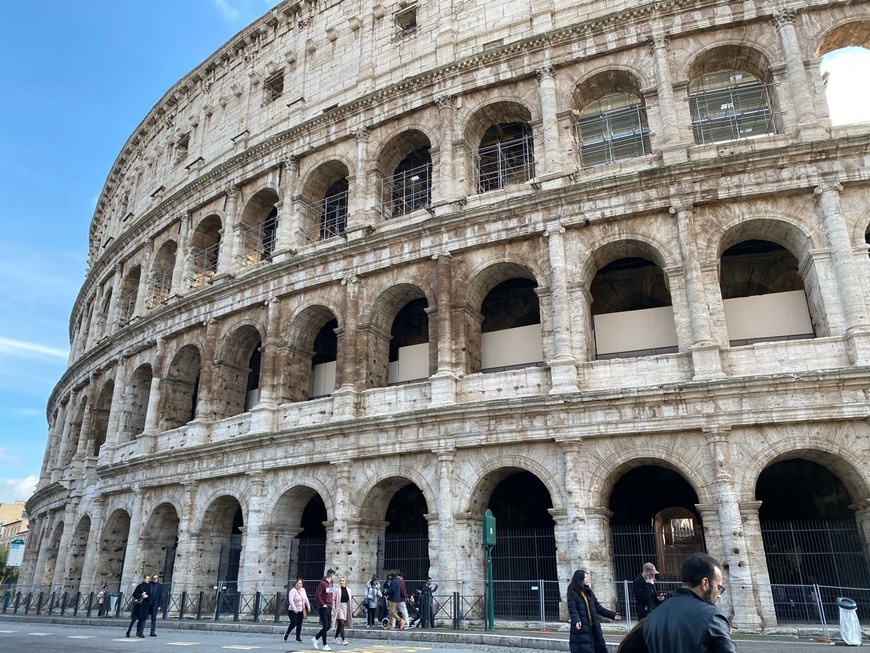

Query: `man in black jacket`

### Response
(633, 562, 665, 619)
(643, 553, 737, 653)
(148, 573, 163, 637)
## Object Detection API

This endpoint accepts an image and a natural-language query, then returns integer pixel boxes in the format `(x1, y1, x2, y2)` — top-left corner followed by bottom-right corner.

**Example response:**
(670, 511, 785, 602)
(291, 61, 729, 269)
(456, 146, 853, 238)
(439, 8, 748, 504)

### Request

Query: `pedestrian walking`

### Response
(312, 568, 335, 651)
(332, 576, 353, 645)
(125, 574, 151, 638)
(284, 578, 311, 642)
(566, 569, 622, 653)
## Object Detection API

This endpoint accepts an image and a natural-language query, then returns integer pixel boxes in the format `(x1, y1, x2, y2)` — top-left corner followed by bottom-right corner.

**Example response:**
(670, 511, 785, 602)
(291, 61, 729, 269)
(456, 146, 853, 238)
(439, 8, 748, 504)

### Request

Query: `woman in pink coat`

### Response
(284, 578, 311, 642)
(332, 576, 353, 645)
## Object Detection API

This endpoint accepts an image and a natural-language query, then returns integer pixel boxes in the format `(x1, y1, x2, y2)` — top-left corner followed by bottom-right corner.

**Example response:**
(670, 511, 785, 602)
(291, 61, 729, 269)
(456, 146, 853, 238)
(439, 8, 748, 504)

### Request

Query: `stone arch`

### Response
(121, 363, 153, 441)
(64, 514, 91, 590)
(285, 303, 341, 402)
(815, 20, 870, 57)
(363, 282, 434, 389)
(189, 213, 223, 283)
(97, 508, 131, 590)
(462, 456, 564, 516)
(299, 159, 352, 242)
(140, 502, 181, 586)
(238, 187, 280, 264)
(40, 520, 65, 586)
(374, 128, 434, 219)
(149, 239, 177, 308)
(62, 396, 88, 467)
(195, 493, 246, 590)
(213, 323, 263, 418)
(374, 127, 436, 178)
(91, 379, 114, 457)
(160, 343, 202, 431)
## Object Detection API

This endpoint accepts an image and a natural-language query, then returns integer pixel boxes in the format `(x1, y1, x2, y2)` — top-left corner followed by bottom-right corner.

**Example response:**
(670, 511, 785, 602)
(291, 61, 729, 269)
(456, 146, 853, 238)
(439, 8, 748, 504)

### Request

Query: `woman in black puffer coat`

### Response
(566, 569, 622, 653)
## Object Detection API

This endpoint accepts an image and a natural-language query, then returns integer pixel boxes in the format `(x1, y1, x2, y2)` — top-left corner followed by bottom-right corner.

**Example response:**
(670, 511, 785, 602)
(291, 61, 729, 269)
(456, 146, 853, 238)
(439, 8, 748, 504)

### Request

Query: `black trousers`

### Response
(284, 610, 304, 641)
(314, 606, 332, 645)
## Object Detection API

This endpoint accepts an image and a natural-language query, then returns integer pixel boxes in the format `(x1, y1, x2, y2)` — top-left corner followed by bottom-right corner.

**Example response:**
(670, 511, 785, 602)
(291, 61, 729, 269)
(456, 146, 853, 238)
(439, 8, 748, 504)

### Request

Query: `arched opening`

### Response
(300, 161, 350, 241)
(720, 240, 814, 346)
(63, 398, 86, 467)
(118, 266, 141, 327)
(295, 494, 328, 585)
(487, 470, 558, 619)
(98, 509, 131, 592)
(377, 131, 433, 218)
(65, 516, 90, 592)
(590, 256, 676, 359)
(149, 241, 177, 308)
(40, 521, 64, 587)
(757, 458, 870, 622)
(477, 122, 535, 193)
(214, 326, 262, 419)
(573, 70, 651, 168)
(383, 483, 430, 586)
(609, 465, 705, 589)
(121, 364, 153, 442)
(91, 380, 114, 456)
(687, 46, 778, 145)
(310, 319, 338, 398)
(189, 215, 222, 286)
(480, 278, 542, 372)
(141, 503, 180, 594)
(238, 189, 280, 265)
(389, 298, 429, 384)
(817, 21, 870, 126)
(160, 345, 201, 431)
(199, 497, 244, 600)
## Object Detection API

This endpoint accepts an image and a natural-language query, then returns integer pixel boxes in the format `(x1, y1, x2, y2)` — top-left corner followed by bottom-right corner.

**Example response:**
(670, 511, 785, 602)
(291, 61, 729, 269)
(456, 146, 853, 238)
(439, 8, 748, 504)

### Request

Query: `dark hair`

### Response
(569, 569, 587, 592)
(680, 553, 721, 587)
(327, 568, 335, 576)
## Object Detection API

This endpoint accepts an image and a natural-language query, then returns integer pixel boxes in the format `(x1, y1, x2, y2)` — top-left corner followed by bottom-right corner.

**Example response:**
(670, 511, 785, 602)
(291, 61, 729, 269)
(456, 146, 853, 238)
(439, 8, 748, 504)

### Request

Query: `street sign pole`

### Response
(483, 509, 496, 631)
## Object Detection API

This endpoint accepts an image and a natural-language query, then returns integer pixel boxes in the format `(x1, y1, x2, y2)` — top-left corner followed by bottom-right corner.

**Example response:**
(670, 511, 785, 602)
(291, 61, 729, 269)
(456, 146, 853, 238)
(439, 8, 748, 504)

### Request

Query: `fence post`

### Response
(179, 591, 188, 620)
(2, 590, 10, 614)
(162, 589, 170, 619)
(116, 592, 124, 618)
(86, 591, 95, 617)
(35, 591, 44, 615)
(196, 591, 204, 620)
(452, 591, 460, 629)
(213, 587, 221, 621)
(253, 591, 261, 622)
(24, 592, 33, 614)
(538, 579, 545, 629)
(623, 580, 633, 628)
(233, 591, 241, 622)
(60, 591, 68, 616)
(274, 592, 282, 623)
(14, 591, 22, 614)
(48, 591, 56, 615)
(813, 584, 830, 642)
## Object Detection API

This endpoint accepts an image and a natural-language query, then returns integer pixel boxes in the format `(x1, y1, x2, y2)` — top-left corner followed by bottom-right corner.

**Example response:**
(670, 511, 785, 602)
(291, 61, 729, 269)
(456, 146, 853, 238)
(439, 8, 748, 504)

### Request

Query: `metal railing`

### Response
(472, 132, 535, 194)
(377, 162, 431, 219)
(575, 105, 651, 168)
(116, 289, 137, 327)
(148, 269, 173, 309)
(236, 216, 277, 266)
(189, 242, 220, 286)
(689, 80, 777, 145)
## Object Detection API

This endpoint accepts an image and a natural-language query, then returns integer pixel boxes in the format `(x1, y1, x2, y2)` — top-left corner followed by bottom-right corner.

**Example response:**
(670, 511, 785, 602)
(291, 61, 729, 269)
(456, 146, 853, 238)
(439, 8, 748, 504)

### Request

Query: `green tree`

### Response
(0, 543, 20, 585)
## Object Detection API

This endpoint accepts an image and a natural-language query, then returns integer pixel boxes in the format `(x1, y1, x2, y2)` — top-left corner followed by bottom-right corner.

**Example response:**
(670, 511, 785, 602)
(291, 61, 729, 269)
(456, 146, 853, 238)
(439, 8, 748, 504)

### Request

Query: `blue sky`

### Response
(0, 2, 867, 504)
(0, 0, 280, 503)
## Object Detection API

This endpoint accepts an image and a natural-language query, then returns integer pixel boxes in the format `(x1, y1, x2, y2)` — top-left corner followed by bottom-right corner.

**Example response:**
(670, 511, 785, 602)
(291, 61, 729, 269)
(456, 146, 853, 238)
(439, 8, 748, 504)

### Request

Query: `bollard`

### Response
(48, 591, 56, 615)
(60, 591, 68, 616)
(452, 591, 460, 629)
(24, 592, 33, 615)
(196, 591, 204, 620)
(233, 592, 240, 622)
(13, 591, 22, 614)
(274, 592, 282, 623)
(73, 591, 82, 616)
(36, 591, 45, 615)
(253, 591, 261, 622)
(86, 591, 95, 617)
(179, 591, 188, 620)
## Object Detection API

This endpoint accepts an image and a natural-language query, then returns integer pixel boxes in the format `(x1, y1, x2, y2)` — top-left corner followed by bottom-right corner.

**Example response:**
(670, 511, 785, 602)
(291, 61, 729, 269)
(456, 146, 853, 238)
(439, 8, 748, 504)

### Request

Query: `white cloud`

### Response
(0, 337, 68, 360)
(0, 476, 38, 503)
(213, 0, 241, 21)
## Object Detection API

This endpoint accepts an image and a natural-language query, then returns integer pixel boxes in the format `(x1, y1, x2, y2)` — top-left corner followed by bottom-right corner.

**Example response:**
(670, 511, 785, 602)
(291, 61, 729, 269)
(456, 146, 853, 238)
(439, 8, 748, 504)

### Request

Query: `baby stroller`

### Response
(407, 589, 423, 628)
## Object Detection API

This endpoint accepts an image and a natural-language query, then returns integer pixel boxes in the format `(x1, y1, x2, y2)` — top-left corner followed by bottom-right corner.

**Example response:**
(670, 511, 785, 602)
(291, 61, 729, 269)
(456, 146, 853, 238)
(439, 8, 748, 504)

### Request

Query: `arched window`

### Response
(319, 178, 349, 240)
(385, 147, 432, 218)
(238, 190, 280, 265)
(576, 92, 650, 167)
(689, 69, 776, 144)
(149, 241, 177, 308)
(118, 266, 141, 327)
(189, 215, 222, 287)
(476, 122, 535, 193)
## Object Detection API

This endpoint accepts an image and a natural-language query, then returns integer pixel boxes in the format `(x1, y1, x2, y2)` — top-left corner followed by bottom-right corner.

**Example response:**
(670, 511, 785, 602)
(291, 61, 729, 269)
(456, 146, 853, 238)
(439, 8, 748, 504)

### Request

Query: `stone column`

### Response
(52, 499, 80, 593)
(559, 442, 588, 579)
(585, 507, 616, 607)
(133, 242, 152, 317)
(53, 390, 79, 482)
(453, 513, 484, 602)
(648, 33, 688, 164)
(738, 500, 778, 627)
(167, 484, 201, 595)
(347, 127, 372, 236)
(433, 449, 458, 590)
(273, 156, 301, 256)
(190, 319, 220, 430)
(99, 365, 127, 464)
(78, 496, 105, 590)
(329, 462, 352, 575)
(47, 399, 68, 483)
(172, 212, 191, 293)
(105, 264, 124, 335)
(536, 67, 566, 178)
(332, 277, 360, 420)
(672, 203, 725, 379)
(545, 223, 580, 393)
(434, 95, 458, 205)
(72, 399, 94, 477)
(217, 186, 241, 275)
(705, 427, 762, 629)
(430, 253, 458, 406)
(814, 180, 870, 364)
(770, 9, 820, 131)
(140, 340, 166, 454)
(238, 472, 267, 591)
(250, 300, 282, 432)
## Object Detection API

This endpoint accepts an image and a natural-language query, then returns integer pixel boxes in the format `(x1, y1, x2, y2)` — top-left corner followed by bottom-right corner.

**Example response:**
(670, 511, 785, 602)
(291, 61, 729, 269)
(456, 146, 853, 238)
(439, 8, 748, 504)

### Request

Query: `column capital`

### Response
(353, 126, 369, 143)
(647, 33, 670, 53)
(535, 66, 556, 82)
(770, 8, 797, 30)
(814, 179, 843, 197)
(435, 94, 455, 111)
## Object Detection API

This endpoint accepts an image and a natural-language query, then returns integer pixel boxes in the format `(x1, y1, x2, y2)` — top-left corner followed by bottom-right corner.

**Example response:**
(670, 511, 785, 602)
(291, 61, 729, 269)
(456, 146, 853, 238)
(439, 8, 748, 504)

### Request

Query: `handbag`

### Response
(302, 606, 309, 619)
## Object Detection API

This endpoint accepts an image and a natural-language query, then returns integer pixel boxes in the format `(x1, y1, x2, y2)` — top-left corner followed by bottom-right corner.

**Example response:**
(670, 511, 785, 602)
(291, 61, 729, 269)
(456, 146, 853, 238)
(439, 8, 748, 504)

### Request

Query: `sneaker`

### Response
(342, 639, 349, 646)
(311, 636, 320, 650)
(322, 646, 333, 652)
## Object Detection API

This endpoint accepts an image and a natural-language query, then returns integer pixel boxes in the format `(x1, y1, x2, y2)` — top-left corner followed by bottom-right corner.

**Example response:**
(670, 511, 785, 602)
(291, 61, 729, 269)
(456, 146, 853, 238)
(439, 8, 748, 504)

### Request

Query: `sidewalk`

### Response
(1, 612, 860, 651)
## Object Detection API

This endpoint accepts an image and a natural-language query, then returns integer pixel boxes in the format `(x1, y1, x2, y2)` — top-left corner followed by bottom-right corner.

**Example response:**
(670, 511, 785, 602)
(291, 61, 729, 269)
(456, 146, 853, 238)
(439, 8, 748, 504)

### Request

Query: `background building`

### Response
(20, 0, 870, 629)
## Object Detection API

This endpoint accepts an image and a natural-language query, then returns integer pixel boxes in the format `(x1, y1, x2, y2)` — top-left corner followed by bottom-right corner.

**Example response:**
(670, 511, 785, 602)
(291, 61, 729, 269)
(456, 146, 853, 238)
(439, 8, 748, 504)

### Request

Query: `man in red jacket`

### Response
(312, 569, 335, 651)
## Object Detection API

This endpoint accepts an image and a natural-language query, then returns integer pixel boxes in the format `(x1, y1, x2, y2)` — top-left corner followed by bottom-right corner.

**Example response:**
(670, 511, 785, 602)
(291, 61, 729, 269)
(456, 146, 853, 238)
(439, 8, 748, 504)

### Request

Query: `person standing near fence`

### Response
(364, 576, 381, 627)
(566, 569, 622, 653)
(634, 563, 665, 619)
(386, 571, 405, 630)
(284, 578, 311, 642)
(418, 576, 438, 628)
(97, 584, 108, 617)
(642, 552, 737, 653)
(125, 574, 151, 638)
(312, 568, 335, 651)
(148, 573, 163, 637)
(332, 576, 353, 646)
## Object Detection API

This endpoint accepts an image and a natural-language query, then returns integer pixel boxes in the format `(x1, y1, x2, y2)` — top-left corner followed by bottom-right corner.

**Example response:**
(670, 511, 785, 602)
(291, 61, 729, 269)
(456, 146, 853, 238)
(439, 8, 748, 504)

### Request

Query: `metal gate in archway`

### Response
(492, 527, 559, 620)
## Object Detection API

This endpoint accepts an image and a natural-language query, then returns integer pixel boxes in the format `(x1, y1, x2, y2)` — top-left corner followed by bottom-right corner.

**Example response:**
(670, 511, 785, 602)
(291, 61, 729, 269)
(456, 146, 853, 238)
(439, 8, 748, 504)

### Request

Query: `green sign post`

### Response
(483, 509, 496, 630)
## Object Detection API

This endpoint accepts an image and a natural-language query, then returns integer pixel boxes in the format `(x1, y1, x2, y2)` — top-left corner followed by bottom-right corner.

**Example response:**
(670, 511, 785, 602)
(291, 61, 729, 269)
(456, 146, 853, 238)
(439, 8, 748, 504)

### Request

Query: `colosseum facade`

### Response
(20, 0, 870, 630)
